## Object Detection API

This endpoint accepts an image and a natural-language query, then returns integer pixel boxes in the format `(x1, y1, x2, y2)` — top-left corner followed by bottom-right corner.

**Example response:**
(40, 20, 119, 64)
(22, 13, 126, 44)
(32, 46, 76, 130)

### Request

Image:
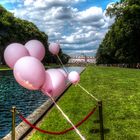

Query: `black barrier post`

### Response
(98, 101, 104, 140)
(11, 106, 16, 140)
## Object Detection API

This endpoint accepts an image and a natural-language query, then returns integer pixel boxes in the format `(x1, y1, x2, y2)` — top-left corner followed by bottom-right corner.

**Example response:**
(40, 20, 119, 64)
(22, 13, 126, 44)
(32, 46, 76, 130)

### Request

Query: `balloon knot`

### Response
(47, 89, 52, 93)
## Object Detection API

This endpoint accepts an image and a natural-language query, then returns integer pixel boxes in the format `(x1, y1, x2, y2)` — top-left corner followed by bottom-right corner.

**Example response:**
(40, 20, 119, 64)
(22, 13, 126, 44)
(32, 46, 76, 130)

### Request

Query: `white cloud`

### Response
(23, 0, 86, 9)
(64, 49, 97, 57)
(76, 7, 103, 22)
(53, 7, 78, 20)
(7, 0, 115, 56)
(24, 0, 34, 6)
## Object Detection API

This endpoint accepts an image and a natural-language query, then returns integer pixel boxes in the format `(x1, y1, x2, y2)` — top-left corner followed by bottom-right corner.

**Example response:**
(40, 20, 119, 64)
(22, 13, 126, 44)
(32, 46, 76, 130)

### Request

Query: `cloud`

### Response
(7, 0, 115, 56)
(23, 0, 86, 9)
(53, 7, 78, 20)
(64, 49, 97, 57)
(76, 7, 103, 22)
(60, 30, 104, 45)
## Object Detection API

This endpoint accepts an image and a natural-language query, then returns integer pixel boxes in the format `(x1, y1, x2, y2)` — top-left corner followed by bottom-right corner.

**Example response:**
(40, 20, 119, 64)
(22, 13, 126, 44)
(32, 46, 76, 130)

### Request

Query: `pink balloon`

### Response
(68, 71, 80, 84)
(13, 56, 46, 90)
(57, 68, 68, 78)
(41, 69, 66, 97)
(4, 43, 29, 68)
(49, 43, 60, 55)
(25, 40, 45, 61)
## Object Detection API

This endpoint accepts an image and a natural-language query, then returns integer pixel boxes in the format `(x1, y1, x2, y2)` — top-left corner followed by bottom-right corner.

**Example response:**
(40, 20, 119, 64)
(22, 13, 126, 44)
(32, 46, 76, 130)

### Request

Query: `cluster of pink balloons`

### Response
(4, 40, 80, 98)
(4, 40, 45, 68)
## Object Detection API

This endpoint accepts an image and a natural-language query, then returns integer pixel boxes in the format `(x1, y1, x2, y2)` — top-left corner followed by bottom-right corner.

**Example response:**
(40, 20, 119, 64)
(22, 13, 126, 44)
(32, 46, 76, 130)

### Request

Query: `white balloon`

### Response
(49, 43, 60, 55)
(68, 71, 80, 84)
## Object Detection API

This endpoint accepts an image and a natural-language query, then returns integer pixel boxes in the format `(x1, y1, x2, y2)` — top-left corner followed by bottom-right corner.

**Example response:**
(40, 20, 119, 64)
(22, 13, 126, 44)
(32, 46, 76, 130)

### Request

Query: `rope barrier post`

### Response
(98, 101, 104, 140)
(11, 106, 16, 140)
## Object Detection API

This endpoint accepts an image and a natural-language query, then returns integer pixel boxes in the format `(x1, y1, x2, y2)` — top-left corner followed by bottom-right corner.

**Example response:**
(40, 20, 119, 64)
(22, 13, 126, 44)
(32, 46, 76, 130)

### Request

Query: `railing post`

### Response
(11, 106, 16, 140)
(98, 101, 104, 140)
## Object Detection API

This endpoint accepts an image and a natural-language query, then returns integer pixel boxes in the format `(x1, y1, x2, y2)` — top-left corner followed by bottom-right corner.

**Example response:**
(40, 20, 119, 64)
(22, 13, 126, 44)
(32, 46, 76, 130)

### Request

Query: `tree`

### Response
(96, 0, 140, 64)
(0, 5, 69, 65)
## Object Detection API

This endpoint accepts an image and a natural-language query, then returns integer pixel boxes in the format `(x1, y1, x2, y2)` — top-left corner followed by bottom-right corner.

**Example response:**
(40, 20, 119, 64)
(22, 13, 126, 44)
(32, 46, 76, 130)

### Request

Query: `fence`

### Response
(10, 100, 104, 140)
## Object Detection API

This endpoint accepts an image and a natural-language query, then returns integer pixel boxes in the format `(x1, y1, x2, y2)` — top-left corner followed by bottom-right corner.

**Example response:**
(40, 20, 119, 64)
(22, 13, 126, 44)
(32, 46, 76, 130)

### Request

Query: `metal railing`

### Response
(11, 101, 104, 140)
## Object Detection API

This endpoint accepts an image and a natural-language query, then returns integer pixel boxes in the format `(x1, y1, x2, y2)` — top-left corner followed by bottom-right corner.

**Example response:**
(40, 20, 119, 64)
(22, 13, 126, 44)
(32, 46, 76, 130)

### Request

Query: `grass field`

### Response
(0, 64, 58, 71)
(0, 65, 11, 71)
(28, 66, 140, 140)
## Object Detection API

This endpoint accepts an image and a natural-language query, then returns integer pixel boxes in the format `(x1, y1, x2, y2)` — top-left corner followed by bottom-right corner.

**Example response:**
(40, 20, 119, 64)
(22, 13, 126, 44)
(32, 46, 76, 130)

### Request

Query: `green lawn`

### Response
(28, 66, 140, 140)
(0, 65, 11, 71)
(0, 64, 58, 71)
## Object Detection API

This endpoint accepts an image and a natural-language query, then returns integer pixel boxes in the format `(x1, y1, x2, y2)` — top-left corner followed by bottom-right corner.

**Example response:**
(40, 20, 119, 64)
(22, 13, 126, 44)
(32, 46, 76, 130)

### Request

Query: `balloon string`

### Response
(56, 55, 68, 74)
(49, 95, 86, 140)
(56, 55, 99, 101)
(77, 84, 99, 101)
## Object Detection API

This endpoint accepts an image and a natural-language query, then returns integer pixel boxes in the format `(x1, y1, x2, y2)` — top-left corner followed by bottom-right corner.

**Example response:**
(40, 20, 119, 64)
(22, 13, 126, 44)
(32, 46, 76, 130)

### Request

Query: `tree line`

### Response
(0, 5, 70, 65)
(96, 0, 140, 64)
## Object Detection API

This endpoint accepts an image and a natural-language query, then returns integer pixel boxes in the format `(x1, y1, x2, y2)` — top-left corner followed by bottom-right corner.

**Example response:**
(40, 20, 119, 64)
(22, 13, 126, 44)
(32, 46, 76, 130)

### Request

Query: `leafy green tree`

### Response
(96, 0, 140, 64)
(0, 5, 69, 65)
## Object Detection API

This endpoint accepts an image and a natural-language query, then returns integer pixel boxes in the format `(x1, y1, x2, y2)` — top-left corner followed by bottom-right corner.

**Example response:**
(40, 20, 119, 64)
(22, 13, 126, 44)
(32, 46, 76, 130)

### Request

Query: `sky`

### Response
(0, 0, 119, 57)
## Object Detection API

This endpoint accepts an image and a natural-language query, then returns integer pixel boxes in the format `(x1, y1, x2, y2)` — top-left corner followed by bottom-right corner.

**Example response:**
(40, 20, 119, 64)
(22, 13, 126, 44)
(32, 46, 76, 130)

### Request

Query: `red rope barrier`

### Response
(18, 106, 97, 135)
